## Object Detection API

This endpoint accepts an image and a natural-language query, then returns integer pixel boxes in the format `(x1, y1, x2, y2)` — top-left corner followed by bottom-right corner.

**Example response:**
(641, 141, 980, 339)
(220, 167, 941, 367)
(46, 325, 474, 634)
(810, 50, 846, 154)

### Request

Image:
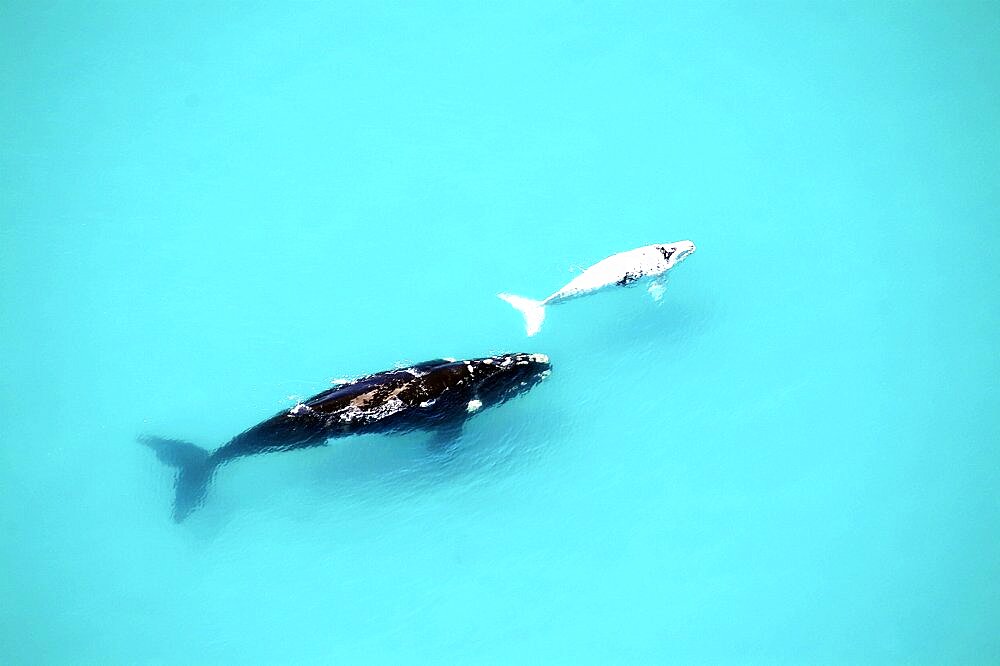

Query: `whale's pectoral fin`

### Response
(648, 277, 668, 302)
(426, 421, 465, 452)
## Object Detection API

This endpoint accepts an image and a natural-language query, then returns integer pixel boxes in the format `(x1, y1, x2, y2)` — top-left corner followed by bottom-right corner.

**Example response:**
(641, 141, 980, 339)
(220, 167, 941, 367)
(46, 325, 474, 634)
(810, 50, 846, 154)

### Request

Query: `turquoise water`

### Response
(2, 2, 999, 662)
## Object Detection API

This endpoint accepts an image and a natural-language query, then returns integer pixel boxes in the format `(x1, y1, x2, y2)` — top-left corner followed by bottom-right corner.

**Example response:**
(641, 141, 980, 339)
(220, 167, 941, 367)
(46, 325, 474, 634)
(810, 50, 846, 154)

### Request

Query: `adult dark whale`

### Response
(140, 353, 551, 522)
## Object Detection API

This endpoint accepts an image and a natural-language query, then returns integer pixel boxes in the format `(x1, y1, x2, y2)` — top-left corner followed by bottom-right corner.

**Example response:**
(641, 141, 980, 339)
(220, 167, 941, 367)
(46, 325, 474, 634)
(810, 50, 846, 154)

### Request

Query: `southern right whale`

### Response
(141, 353, 551, 522)
(499, 240, 696, 336)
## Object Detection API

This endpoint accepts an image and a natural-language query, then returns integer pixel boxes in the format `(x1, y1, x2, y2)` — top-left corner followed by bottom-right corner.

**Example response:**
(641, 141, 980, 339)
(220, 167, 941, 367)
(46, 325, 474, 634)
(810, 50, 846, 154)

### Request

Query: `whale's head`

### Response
(656, 240, 697, 268)
(469, 353, 551, 407)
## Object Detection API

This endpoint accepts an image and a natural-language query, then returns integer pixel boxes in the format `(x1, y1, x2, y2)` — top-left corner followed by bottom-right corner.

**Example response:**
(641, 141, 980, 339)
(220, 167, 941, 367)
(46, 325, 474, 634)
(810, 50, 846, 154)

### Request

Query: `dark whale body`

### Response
(141, 353, 551, 522)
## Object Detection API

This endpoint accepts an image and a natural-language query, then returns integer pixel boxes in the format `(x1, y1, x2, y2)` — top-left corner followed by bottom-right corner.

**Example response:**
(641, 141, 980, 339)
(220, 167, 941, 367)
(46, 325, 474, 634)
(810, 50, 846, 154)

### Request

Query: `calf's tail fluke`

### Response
(498, 293, 546, 336)
(139, 435, 217, 523)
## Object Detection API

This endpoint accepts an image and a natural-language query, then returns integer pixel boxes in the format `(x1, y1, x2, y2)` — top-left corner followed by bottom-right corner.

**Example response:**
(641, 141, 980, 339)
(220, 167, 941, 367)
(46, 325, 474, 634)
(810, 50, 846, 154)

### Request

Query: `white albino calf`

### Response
(499, 240, 696, 336)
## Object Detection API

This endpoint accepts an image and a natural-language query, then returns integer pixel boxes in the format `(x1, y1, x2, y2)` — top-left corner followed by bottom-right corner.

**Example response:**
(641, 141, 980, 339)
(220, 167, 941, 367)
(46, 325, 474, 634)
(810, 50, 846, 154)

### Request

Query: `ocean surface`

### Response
(2, 2, 999, 663)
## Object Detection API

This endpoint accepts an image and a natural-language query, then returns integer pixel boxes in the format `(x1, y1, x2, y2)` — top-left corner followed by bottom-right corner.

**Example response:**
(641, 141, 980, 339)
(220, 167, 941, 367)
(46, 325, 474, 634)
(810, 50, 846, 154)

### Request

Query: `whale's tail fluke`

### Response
(498, 293, 546, 336)
(139, 435, 217, 523)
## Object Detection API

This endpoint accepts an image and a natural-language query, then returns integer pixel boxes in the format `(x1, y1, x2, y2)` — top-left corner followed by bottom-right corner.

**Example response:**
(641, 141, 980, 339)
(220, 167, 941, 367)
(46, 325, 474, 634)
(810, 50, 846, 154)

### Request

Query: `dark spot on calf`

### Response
(617, 272, 640, 286)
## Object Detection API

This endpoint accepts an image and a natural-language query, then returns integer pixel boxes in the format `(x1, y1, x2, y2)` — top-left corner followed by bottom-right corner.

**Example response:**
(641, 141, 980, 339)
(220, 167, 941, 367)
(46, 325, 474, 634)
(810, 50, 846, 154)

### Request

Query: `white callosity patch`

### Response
(337, 405, 363, 423)
(288, 403, 312, 416)
(337, 395, 406, 424)
(419, 398, 436, 408)
(375, 396, 406, 419)
(466, 399, 483, 413)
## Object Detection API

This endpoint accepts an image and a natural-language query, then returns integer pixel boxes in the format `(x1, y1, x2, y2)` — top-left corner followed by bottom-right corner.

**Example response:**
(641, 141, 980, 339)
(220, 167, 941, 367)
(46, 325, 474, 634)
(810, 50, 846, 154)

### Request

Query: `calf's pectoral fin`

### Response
(648, 277, 668, 302)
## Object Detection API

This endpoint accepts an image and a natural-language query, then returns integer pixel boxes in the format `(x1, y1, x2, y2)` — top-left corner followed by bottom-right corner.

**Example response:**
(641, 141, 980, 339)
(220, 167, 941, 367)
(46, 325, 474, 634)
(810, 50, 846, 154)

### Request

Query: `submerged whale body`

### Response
(141, 353, 551, 522)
